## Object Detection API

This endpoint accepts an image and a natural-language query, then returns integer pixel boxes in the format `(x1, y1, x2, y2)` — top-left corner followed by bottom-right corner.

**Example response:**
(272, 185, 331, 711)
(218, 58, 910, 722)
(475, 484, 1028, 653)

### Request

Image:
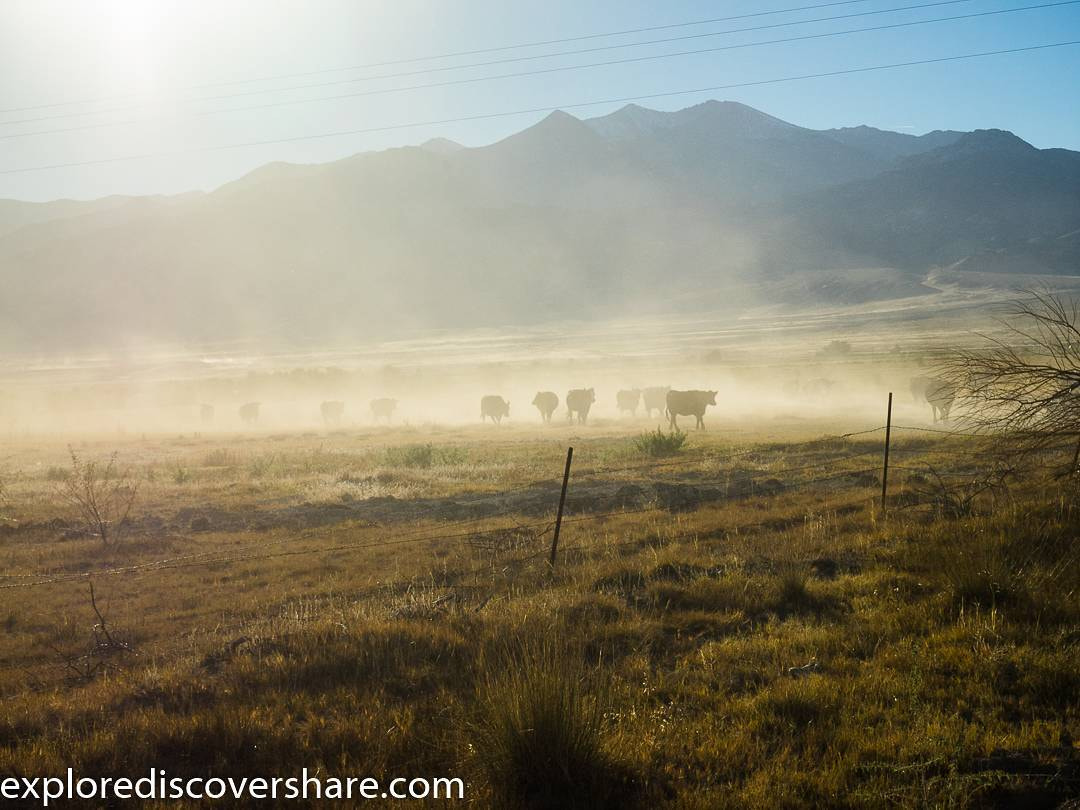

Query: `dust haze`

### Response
(0, 289, 1023, 439)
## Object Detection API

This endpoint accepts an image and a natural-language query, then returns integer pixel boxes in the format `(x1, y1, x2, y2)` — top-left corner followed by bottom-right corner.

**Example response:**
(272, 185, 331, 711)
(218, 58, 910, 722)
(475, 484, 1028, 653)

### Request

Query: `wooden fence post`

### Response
(1071, 435, 1080, 475)
(881, 392, 893, 508)
(549, 446, 573, 568)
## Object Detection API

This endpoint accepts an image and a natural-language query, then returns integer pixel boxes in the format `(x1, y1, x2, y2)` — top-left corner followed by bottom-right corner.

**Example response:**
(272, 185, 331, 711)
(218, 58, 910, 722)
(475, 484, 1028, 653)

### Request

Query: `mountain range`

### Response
(2, 100, 1078, 351)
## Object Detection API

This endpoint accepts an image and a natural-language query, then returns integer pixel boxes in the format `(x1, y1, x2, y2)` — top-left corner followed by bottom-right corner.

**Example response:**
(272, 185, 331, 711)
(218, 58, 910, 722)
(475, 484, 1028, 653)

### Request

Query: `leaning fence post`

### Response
(549, 446, 574, 568)
(881, 392, 893, 508)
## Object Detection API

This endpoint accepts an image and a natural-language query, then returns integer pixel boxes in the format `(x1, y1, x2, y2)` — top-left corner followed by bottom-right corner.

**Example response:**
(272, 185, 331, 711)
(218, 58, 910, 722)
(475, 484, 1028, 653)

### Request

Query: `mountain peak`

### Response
(489, 109, 598, 151)
(585, 103, 678, 138)
(538, 109, 583, 127)
(420, 137, 465, 155)
(956, 128, 1036, 152)
(674, 99, 802, 138)
(584, 99, 801, 140)
(907, 128, 1038, 167)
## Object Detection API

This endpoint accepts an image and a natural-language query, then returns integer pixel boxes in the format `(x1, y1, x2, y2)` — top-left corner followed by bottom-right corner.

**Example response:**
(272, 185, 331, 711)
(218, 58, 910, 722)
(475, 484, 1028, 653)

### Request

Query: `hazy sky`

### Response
(1, 0, 1078, 201)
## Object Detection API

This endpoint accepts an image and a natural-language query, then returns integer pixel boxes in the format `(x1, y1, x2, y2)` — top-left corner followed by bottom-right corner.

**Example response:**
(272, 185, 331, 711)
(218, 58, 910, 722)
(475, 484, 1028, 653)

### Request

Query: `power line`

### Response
(2, 39, 1076, 177)
(5, 0, 1066, 143)
(0, 0, 886, 116)
(0, 0, 981, 128)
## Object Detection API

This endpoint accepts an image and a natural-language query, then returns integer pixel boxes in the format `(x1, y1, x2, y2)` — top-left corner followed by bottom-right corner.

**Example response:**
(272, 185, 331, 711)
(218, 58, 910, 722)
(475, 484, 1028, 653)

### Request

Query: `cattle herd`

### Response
(197, 376, 956, 429)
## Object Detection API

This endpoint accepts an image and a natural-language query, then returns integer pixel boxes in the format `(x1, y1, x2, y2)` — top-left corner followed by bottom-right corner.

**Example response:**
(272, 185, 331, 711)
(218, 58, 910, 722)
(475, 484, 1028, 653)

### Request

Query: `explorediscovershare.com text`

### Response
(4, 769, 466, 805)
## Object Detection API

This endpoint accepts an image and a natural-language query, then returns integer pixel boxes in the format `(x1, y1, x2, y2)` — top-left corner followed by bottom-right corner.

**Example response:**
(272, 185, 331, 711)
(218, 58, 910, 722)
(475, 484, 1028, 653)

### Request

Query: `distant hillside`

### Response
(822, 125, 962, 162)
(795, 129, 1080, 271)
(0, 102, 1077, 351)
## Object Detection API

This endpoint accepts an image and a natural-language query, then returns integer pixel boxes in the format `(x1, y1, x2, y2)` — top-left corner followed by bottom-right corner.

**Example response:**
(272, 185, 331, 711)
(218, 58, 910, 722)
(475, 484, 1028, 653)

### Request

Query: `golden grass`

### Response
(0, 424, 1076, 807)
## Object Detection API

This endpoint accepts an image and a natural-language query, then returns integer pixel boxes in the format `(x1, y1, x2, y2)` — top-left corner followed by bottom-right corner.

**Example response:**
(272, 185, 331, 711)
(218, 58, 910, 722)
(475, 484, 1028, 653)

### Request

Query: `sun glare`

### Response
(100, 0, 166, 94)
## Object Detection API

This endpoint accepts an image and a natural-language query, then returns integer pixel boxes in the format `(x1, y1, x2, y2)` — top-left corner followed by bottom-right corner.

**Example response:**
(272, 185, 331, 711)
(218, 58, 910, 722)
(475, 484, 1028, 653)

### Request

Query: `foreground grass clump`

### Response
(470, 643, 637, 810)
(633, 428, 686, 457)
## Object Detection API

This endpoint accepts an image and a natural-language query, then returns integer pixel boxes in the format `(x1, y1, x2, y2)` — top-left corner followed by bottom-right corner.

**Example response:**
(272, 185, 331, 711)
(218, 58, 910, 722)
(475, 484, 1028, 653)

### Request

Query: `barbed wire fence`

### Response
(1, 393, 1073, 693)
(1, 394, 1069, 590)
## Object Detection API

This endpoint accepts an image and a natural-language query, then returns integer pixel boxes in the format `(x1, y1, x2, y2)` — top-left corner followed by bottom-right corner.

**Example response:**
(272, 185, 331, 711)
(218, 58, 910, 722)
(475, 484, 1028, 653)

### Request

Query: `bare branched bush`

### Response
(939, 290, 1080, 457)
(47, 582, 134, 683)
(55, 448, 138, 547)
(911, 463, 1014, 518)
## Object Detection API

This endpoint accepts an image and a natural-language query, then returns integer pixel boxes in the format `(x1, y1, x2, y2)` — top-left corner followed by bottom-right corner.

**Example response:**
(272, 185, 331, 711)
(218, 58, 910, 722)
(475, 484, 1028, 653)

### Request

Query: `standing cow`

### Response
(321, 400, 345, 426)
(910, 376, 956, 423)
(910, 375, 932, 404)
(666, 390, 717, 430)
(481, 395, 510, 425)
(566, 388, 595, 425)
(370, 398, 397, 423)
(643, 386, 670, 419)
(532, 391, 559, 424)
(238, 402, 260, 425)
(616, 389, 642, 417)
(926, 379, 957, 423)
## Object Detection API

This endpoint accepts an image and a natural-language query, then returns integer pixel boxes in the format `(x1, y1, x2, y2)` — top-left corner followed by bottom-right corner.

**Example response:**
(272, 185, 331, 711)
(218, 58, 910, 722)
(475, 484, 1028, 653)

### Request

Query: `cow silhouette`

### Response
(532, 391, 558, 424)
(666, 390, 717, 430)
(370, 398, 397, 423)
(616, 389, 642, 416)
(643, 387, 670, 419)
(481, 395, 510, 425)
(238, 402, 260, 425)
(566, 388, 595, 425)
(321, 400, 344, 425)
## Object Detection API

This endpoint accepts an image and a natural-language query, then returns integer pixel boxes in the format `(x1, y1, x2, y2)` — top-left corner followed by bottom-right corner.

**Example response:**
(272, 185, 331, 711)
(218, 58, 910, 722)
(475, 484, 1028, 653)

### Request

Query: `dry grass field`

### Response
(0, 418, 1077, 808)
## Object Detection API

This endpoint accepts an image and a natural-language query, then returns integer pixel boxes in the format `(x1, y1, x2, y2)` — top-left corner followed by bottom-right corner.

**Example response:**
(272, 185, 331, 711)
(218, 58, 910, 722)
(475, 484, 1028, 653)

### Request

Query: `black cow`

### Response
(616, 389, 642, 416)
(666, 389, 717, 430)
(238, 402, 260, 425)
(481, 395, 510, 425)
(910, 375, 933, 404)
(911, 376, 956, 423)
(370, 398, 397, 423)
(566, 388, 595, 425)
(321, 400, 345, 425)
(643, 387, 670, 419)
(532, 391, 558, 424)
(926, 380, 957, 423)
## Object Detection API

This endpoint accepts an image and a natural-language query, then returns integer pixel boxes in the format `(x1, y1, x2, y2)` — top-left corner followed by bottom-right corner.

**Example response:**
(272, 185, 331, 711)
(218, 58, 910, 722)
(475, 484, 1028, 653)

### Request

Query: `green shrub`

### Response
(633, 429, 686, 457)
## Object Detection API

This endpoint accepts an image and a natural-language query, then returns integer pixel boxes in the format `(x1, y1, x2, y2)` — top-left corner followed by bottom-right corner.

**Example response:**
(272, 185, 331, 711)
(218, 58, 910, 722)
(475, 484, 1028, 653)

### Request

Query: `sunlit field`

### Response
(1, 401, 1077, 807)
(4, 0, 1080, 803)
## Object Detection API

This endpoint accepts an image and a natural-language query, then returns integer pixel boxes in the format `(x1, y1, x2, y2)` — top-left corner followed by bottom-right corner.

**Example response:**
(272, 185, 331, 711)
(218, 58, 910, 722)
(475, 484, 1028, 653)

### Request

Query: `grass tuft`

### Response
(633, 429, 686, 457)
(470, 641, 637, 809)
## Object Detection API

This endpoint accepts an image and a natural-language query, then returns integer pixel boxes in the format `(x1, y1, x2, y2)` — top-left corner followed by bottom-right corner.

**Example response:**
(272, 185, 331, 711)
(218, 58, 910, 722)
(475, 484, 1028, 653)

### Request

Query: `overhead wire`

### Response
(0, 0, 992, 129)
(3, 39, 1078, 177)
(7, 0, 1066, 142)
(0, 0, 924, 116)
